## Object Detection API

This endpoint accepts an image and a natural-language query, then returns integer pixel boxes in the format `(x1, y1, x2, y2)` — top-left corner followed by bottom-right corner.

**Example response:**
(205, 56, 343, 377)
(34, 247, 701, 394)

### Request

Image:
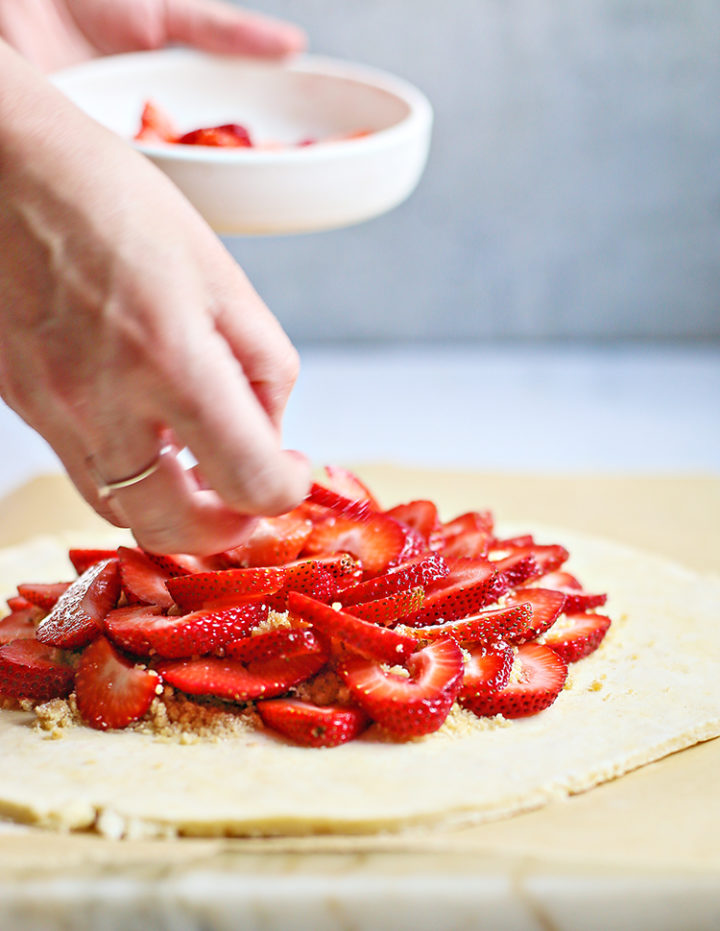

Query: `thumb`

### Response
(165, 0, 307, 58)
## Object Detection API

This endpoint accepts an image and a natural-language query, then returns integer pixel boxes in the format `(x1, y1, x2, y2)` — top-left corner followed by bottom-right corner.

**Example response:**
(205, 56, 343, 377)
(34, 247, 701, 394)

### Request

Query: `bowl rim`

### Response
(51, 48, 434, 165)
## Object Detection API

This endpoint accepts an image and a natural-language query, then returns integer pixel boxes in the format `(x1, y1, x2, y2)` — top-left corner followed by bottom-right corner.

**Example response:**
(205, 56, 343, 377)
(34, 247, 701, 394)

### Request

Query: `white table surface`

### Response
(0, 343, 717, 500)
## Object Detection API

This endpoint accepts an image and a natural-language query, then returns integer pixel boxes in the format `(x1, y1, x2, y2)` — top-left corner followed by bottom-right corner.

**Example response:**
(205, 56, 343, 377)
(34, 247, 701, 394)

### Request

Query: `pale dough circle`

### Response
(0, 527, 718, 839)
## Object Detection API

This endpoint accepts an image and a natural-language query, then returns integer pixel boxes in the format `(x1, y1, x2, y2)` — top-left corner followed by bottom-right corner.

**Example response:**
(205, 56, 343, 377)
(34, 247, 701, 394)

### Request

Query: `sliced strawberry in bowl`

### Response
(16, 581, 72, 611)
(117, 546, 174, 609)
(257, 698, 369, 747)
(543, 612, 612, 663)
(36, 558, 121, 649)
(463, 643, 568, 718)
(504, 588, 567, 644)
(0, 639, 74, 701)
(459, 644, 514, 704)
(400, 559, 508, 627)
(157, 649, 327, 702)
(221, 512, 313, 568)
(75, 636, 160, 730)
(339, 638, 464, 739)
(166, 567, 285, 612)
(399, 602, 531, 645)
(531, 571, 608, 613)
(288, 592, 416, 664)
(337, 553, 449, 606)
(302, 513, 408, 577)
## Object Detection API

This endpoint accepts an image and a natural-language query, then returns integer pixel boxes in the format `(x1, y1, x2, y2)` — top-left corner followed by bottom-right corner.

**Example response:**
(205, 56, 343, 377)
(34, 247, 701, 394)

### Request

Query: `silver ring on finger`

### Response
(87, 443, 175, 500)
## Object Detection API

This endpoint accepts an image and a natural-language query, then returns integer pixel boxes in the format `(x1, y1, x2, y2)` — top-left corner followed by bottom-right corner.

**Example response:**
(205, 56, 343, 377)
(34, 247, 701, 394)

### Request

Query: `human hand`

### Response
(0, 42, 311, 555)
(0, 0, 305, 72)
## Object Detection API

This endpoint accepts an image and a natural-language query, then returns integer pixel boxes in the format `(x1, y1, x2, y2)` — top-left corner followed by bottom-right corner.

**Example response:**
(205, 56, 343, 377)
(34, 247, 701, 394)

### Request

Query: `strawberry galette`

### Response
(0, 468, 718, 838)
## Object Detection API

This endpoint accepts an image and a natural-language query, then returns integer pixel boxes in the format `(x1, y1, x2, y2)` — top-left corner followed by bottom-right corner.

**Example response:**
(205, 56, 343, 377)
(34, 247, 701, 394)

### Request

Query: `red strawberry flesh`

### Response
(464, 643, 568, 718)
(257, 698, 369, 747)
(0, 639, 74, 701)
(36, 558, 120, 649)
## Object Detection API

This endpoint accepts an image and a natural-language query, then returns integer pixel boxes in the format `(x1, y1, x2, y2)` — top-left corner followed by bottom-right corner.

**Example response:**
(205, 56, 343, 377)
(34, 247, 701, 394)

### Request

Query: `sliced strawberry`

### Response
(306, 482, 374, 522)
(75, 636, 160, 730)
(266, 562, 339, 611)
(492, 534, 535, 549)
(68, 548, 118, 576)
(6, 595, 33, 612)
(439, 528, 493, 561)
(339, 639, 464, 739)
(459, 644, 514, 704)
(400, 560, 507, 627)
(144, 604, 268, 659)
(531, 571, 608, 613)
(504, 588, 567, 643)
(142, 552, 212, 577)
(347, 587, 425, 626)
(0, 607, 41, 646)
(288, 592, 416, 664)
(303, 513, 407, 577)
(104, 605, 164, 655)
(16, 581, 71, 611)
(464, 643, 568, 718)
(36, 559, 121, 649)
(338, 553, 449, 606)
(322, 465, 381, 510)
(491, 543, 569, 581)
(157, 649, 327, 702)
(223, 513, 313, 567)
(166, 567, 285, 612)
(543, 612, 612, 663)
(257, 698, 369, 747)
(226, 628, 322, 664)
(436, 511, 494, 545)
(177, 124, 252, 147)
(385, 500, 440, 544)
(0, 639, 74, 701)
(297, 553, 363, 583)
(134, 100, 177, 143)
(488, 551, 541, 586)
(399, 602, 531, 645)
(117, 546, 173, 609)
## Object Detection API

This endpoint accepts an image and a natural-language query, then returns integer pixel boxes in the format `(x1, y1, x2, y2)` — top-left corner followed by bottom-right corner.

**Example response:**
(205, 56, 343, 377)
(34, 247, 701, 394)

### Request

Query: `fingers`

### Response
(164, 0, 307, 58)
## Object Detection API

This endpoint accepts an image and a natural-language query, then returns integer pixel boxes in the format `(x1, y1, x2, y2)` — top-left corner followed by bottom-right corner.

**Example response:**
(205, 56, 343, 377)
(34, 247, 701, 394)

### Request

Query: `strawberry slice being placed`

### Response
(0, 607, 41, 646)
(306, 483, 374, 522)
(459, 644, 514, 706)
(0, 639, 74, 701)
(339, 639, 464, 739)
(222, 513, 313, 568)
(543, 612, 612, 663)
(337, 553, 449, 607)
(400, 560, 507, 627)
(226, 628, 322, 664)
(288, 592, 416, 664)
(257, 698, 369, 748)
(16, 581, 71, 611)
(75, 636, 160, 730)
(303, 513, 408, 577)
(504, 588, 567, 644)
(531, 571, 608, 614)
(322, 465, 381, 510)
(36, 558, 121, 649)
(117, 546, 173, 609)
(463, 643, 568, 718)
(157, 649, 327, 702)
(347, 586, 425, 626)
(399, 602, 532, 645)
(166, 567, 285, 612)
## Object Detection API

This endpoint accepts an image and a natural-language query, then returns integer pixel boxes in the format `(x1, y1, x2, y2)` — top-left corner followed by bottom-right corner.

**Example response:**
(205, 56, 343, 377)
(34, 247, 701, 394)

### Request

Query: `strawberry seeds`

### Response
(0, 467, 612, 747)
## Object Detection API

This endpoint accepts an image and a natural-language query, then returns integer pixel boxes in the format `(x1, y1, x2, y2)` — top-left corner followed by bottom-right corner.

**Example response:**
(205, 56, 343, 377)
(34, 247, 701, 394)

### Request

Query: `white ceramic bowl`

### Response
(51, 49, 433, 235)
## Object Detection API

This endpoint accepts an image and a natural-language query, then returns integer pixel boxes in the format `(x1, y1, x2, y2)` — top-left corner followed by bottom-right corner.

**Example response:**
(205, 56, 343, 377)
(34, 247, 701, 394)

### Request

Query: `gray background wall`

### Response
(225, 0, 720, 342)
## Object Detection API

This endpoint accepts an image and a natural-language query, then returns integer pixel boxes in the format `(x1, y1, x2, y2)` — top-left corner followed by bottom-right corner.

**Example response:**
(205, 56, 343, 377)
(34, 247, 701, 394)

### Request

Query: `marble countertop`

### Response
(0, 343, 718, 499)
